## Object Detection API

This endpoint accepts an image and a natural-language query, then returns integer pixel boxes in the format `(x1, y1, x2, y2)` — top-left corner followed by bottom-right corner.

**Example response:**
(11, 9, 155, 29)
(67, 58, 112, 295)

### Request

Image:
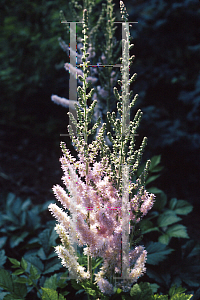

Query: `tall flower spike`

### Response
(49, 0, 156, 296)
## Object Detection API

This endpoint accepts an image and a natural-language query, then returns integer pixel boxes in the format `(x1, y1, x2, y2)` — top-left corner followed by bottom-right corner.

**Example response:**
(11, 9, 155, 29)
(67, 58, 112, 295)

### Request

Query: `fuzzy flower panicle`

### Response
(48, 1, 156, 296)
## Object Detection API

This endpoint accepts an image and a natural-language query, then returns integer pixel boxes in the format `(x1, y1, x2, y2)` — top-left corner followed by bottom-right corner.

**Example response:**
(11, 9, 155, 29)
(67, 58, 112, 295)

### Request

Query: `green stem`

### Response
(24, 271, 42, 298)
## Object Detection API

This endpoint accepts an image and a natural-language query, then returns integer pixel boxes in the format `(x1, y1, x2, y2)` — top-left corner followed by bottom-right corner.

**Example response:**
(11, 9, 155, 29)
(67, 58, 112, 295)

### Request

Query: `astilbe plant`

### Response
(49, 2, 155, 297)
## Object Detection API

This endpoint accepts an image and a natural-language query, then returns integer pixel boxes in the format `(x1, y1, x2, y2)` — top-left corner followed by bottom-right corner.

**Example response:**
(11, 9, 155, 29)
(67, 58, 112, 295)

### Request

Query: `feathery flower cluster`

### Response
(49, 1, 156, 296)
(49, 140, 155, 294)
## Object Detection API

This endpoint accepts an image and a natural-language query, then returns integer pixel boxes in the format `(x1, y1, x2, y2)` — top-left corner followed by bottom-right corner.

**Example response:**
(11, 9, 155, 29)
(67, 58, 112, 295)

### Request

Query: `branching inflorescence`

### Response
(49, 1, 155, 296)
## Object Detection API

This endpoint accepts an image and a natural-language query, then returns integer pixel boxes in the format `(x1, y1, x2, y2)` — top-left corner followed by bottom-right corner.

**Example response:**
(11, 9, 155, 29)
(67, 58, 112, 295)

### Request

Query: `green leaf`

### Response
(147, 187, 163, 194)
(150, 165, 164, 173)
(146, 174, 161, 185)
(38, 228, 58, 257)
(12, 269, 24, 275)
(166, 224, 189, 239)
(41, 288, 65, 300)
(12, 282, 27, 298)
(169, 285, 186, 297)
(3, 294, 23, 300)
(13, 277, 29, 284)
(21, 198, 31, 211)
(75, 289, 85, 295)
(23, 255, 44, 272)
(92, 257, 104, 271)
(70, 279, 83, 291)
(149, 283, 160, 294)
(169, 198, 178, 210)
(0, 250, 7, 267)
(20, 258, 28, 271)
(152, 294, 168, 300)
(173, 200, 193, 215)
(6, 193, 15, 209)
(30, 264, 40, 280)
(149, 155, 162, 170)
(44, 274, 58, 290)
(0, 236, 7, 249)
(0, 268, 13, 292)
(10, 232, 29, 248)
(157, 211, 182, 227)
(158, 234, 170, 245)
(146, 242, 174, 265)
(152, 191, 167, 211)
(116, 288, 122, 294)
(140, 220, 160, 234)
(130, 282, 152, 299)
(42, 288, 58, 300)
(171, 294, 193, 300)
(43, 261, 62, 275)
(8, 258, 20, 267)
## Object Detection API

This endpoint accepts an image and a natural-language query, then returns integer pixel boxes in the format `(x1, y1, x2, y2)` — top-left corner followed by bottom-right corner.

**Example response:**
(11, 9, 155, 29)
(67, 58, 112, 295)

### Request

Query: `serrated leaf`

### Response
(174, 200, 193, 215)
(43, 262, 62, 275)
(10, 231, 29, 248)
(12, 269, 24, 275)
(13, 277, 29, 284)
(21, 258, 28, 271)
(23, 255, 44, 272)
(157, 211, 182, 227)
(0, 268, 13, 292)
(26, 210, 41, 230)
(39, 229, 51, 255)
(12, 282, 27, 298)
(130, 282, 152, 299)
(8, 258, 20, 267)
(139, 220, 160, 234)
(146, 242, 174, 265)
(166, 224, 189, 239)
(41, 288, 59, 300)
(44, 274, 58, 290)
(158, 234, 170, 245)
(169, 285, 186, 297)
(30, 264, 40, 280)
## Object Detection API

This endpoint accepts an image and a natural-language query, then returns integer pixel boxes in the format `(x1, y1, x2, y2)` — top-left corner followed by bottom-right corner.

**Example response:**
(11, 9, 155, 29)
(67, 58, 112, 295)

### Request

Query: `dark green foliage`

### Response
(130, 282, 152, 299)
(137, 156, 192, 245)
(0, 192, 53, 249)
(145, 242, 174, 266)
(0, 268, 27, 299)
